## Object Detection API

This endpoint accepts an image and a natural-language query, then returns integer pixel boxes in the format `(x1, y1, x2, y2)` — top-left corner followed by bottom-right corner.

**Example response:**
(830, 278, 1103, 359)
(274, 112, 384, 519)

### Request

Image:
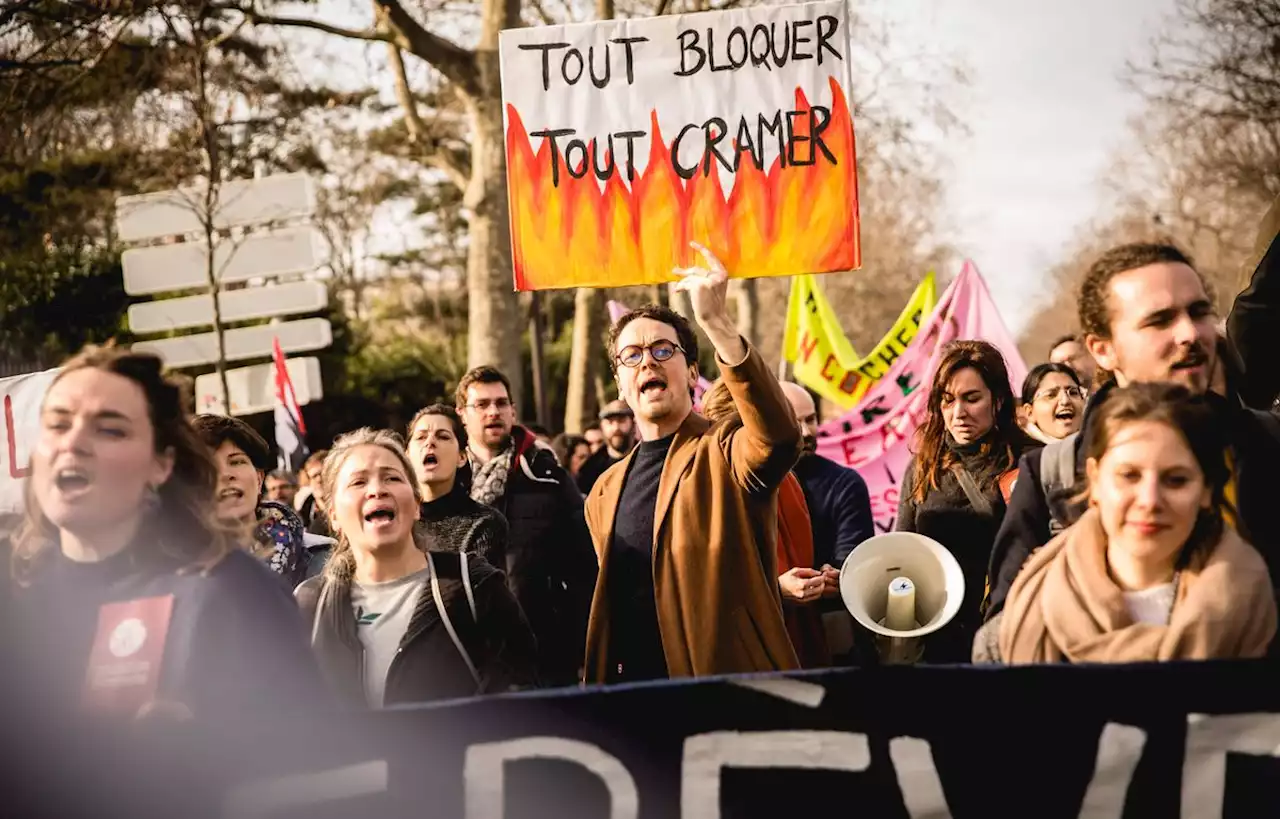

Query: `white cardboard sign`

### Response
(0, 369, 59, 515)
(499, 0, 860, 291)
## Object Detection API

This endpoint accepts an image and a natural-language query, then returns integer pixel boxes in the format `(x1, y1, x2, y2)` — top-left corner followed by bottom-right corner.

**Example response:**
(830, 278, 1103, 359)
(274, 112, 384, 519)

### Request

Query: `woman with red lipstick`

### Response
(895, 340, 1035, 663)
(975, 383, 1276, 664)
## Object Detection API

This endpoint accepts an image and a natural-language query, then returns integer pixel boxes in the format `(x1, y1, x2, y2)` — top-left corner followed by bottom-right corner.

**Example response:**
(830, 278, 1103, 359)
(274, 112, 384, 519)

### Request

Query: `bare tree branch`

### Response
(227, 6, 393, 44)
(427, 150, 470, 191)
(372, 0, 480, 98)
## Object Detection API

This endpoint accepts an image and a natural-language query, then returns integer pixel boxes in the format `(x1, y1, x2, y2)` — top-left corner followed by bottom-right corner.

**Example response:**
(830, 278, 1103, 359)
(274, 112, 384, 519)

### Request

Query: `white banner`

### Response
(0, 368, 58, 515)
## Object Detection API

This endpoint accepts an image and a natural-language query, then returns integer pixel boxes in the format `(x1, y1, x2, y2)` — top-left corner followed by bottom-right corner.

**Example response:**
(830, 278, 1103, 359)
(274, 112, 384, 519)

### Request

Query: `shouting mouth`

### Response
(53, 466, 92, 497)
(363, 504, 398, 529)
(639, 374, 668, 398)
(217, 487, 245, 503)
(1171, 349, 1208, 374)
(1053, 406, 1077, 423)
(422, 452, 439, 468)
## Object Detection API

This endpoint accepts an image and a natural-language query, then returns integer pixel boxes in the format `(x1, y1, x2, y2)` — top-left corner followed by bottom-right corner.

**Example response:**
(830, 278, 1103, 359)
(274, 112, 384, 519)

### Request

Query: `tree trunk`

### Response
(564, 287, 604, 432)
(463, 0, 522, 403)
(734, 278, 759, 347)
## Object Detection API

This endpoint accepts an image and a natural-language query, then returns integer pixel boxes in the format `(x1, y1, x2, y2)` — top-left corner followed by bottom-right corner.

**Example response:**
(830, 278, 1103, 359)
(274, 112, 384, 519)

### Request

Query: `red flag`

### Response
(272, 337, 309, 472)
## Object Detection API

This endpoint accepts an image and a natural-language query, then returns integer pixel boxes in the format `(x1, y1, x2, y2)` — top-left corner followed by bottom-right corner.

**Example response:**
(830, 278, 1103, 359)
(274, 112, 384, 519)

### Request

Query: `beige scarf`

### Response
(999, 508, 1276, 664)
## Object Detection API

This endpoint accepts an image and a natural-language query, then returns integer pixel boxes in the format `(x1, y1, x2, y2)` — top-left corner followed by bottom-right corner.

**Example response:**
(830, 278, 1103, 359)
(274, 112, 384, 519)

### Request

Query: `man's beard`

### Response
(800, 435, 818, 457)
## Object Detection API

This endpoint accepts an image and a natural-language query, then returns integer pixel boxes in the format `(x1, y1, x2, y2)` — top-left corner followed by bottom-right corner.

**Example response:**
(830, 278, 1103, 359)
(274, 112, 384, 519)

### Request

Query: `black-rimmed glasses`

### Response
(615, 340, 685, 369)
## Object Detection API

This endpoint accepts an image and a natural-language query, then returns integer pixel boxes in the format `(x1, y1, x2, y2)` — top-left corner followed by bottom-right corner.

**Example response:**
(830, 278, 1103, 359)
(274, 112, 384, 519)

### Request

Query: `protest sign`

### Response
(212, 662, 1280, 819)
(783, 272, 936, 408)
(500, 1, 859, 291)
(814, 262, 1026, 533)
(0, 368, 58, 515)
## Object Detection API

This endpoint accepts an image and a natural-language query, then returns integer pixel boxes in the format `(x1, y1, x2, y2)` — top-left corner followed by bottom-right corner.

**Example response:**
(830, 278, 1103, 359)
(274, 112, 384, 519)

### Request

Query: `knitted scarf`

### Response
(468, 444, 514, 507)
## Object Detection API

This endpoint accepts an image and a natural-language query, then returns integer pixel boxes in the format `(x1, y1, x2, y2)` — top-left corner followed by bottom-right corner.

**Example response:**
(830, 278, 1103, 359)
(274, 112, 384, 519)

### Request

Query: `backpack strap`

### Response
(427, 552, 482, 691)
(1039, 432, 1079, 535)
(950, 464, 993, 516)
(460, 551, 478, 621)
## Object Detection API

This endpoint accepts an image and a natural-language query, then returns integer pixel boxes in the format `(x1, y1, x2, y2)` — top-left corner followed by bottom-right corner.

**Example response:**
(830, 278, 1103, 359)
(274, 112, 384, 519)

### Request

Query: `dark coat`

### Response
(295, 551, 537, 705)
(1227, 192, 1280, 410)
(473, 427, 598, 686)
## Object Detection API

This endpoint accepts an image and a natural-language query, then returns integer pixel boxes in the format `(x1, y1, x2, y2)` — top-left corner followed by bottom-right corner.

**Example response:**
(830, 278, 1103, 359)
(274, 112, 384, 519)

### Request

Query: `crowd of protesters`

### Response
(1, 196, 1278, 727)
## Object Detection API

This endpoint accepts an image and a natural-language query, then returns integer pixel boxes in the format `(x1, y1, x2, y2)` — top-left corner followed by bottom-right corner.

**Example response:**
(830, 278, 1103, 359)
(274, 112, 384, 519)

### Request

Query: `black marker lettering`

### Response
(786, 109, 811, 165)
(671, 123, 701, 179)
(748, 25, 772, 69)
(615, 130, 645, 181)
(725, 27, 748, 69)
(709, 29, 731, 72)
(612, 36, 648, 85)
(702, 117, 732, 175)
(770, 22, 791, 67)
(529, 128, 575, 186)
(759, 109, 786, 166)
(810, 106, 836, 164)
(561, 48, 585, 85)
(734, 117, 761, 171)
(592, 136, 616, 180)
(588, 44, 610, 88)
(519, 42, 570, 91)
(565, 139, 590, 179)
(816, 15, 842, 63)
(676, 29, 705, 76)
(792, 19, 813, 60)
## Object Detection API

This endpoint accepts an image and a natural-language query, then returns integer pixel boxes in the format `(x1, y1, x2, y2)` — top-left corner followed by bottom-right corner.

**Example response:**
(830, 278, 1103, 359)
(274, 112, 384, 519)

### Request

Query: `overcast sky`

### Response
(868, 0, 1180, 334)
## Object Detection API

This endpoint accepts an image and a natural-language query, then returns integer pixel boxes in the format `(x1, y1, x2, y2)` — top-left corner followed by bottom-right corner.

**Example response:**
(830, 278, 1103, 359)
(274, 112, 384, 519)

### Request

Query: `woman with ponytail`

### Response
(295, 428, 537, 706)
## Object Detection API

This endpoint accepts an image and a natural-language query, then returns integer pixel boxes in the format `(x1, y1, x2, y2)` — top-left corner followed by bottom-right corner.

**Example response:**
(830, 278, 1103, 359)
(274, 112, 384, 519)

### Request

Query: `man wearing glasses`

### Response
(582, 242, 803, 684)
(456, 366, 598, 687)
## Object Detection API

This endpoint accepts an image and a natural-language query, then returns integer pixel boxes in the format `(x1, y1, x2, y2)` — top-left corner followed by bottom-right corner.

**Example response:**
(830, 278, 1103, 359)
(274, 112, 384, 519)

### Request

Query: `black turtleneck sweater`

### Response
(417, 481, 510, 575)
(895, 435, 1020, 662)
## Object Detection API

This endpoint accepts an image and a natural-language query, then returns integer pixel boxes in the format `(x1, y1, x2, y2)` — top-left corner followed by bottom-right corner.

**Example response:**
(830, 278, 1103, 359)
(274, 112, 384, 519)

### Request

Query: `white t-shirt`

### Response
(1122, 582, 1176, 626)
(349, 568, 430, 707)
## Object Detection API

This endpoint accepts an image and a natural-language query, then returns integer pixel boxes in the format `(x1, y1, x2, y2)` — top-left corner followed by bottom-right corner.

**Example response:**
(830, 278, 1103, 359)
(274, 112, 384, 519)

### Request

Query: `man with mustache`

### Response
(456, 367, 598, 686)
(985, 236, 1280, 627)
(582, 243, 803, 684)
(576, 399, 637, 493)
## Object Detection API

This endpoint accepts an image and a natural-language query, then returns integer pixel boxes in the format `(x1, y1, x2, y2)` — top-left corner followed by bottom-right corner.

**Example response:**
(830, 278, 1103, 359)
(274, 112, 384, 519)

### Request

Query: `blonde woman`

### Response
(295, 428, 537, 706)
(975, 383, 1276, 663)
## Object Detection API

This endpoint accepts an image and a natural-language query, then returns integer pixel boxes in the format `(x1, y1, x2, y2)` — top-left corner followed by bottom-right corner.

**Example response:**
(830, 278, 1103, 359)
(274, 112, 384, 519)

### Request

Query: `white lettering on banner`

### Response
(681, 731, 870, 818)
(1180, 712, 1280, 819)
(0, 369, 59, 515)
(888, 737, 951, 818)
(1079, 723, 1147, 819)
(464, 737, 639, 819)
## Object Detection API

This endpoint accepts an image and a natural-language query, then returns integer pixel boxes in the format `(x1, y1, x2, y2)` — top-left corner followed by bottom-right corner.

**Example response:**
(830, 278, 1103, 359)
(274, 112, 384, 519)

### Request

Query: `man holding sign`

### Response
(582, 243, 802, 683)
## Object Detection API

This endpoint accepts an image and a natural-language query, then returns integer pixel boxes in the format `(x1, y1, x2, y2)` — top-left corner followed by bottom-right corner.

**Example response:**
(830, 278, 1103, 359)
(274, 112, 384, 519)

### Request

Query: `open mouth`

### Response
(1053, 407, 1077, 422)
(422, 453, 439, 467)
(363, 506, 397, 527)
(639, 374, 668, 396)
(53, 467, 91, 493)
(217, 487, 245, 502)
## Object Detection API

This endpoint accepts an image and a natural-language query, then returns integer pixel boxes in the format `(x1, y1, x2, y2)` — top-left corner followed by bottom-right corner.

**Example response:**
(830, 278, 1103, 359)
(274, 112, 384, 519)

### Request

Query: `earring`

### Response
(142, 483, 161, 514)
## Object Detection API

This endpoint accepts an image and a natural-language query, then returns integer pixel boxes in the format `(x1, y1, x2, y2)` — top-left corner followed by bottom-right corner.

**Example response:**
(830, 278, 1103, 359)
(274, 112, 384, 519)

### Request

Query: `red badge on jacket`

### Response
(82, 595, 174, 715)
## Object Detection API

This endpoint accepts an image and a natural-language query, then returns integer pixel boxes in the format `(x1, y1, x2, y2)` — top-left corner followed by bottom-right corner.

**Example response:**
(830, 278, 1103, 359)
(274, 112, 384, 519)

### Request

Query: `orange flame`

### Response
(506, 76, 860, 291)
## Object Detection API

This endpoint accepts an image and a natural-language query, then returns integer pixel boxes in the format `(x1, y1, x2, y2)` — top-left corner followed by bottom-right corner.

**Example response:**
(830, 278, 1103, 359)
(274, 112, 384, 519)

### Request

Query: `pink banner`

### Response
(815, 261, 1027, 534)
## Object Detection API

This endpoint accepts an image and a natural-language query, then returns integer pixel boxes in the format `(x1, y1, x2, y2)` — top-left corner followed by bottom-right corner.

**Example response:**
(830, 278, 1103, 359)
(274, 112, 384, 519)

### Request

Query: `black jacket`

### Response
(1227, 193, 1280, 410)
(296, 551, 537, 706)
(468, 426, 598, 686)
(417, 481, 509, 572)
(577, 447, 623, 494)
(985, 383, 1280, 620)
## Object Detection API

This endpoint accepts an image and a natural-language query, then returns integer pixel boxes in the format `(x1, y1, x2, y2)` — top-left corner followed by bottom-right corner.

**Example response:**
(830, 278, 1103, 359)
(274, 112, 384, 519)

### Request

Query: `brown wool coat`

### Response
(582, 343, 803, 682)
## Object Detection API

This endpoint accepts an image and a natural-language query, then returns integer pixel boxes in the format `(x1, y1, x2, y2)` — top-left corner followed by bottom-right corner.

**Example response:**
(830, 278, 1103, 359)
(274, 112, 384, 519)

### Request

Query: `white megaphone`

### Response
(839, 532, 965, 665)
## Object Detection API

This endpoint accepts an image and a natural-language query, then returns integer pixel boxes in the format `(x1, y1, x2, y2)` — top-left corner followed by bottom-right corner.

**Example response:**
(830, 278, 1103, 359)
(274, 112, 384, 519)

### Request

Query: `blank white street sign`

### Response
(128, 281, 328, 334)
(133, 318, 332, 369)
(195, 356, 323, 416)
(115, 173, 317, 243)
(121, 225, 325, 296)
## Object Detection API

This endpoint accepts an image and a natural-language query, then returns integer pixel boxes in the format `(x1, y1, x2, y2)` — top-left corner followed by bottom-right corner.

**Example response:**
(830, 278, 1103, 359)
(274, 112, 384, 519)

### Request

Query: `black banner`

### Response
(208, 661, 1280, 819)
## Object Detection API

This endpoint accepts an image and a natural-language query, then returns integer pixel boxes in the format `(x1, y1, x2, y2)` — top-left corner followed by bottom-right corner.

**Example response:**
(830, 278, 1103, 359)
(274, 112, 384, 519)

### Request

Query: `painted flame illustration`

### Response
(506, 76, 859, 291)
